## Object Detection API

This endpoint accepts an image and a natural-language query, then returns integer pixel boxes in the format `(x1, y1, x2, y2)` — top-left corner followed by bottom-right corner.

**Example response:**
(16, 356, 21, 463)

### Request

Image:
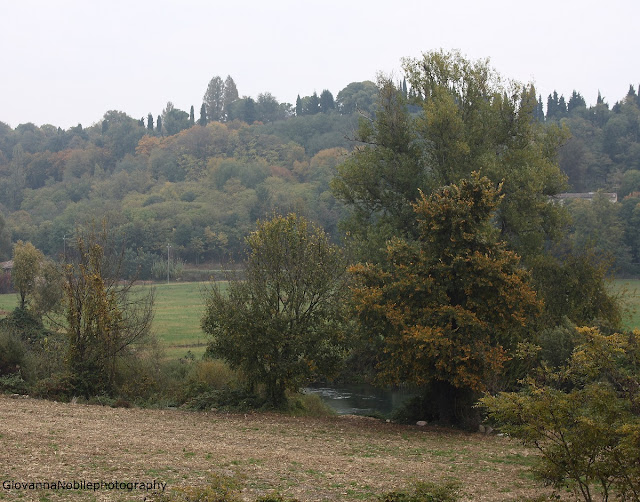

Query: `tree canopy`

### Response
(202, 214, 350, 406)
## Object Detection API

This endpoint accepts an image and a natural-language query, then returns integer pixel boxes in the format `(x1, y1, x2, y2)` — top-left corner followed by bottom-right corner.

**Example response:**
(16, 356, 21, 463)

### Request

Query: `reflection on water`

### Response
(304, 383, 417, 416)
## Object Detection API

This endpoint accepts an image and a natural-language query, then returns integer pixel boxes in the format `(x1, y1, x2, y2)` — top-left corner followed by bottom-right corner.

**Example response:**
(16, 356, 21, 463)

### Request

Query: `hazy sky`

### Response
(2, 0, 638, 129)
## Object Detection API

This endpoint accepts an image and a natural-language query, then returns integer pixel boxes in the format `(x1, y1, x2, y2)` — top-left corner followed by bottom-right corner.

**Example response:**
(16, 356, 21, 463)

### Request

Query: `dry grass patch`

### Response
(0, 395, 554, 501)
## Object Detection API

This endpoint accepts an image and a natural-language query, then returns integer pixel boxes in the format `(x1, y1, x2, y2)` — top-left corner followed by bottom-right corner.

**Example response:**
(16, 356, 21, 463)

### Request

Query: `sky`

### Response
(1, 0, 638, 130)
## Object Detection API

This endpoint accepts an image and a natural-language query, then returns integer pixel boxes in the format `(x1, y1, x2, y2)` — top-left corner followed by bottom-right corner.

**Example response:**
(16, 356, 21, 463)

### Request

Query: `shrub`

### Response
(481, 327, 640, 502)
(379, 480, 461, 502)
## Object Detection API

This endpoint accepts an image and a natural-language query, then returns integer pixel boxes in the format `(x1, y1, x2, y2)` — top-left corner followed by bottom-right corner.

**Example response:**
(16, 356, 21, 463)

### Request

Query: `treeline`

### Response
(537, 85, 640, 275)
(0, 76, 383, 276)
(1, 73, 640, 278)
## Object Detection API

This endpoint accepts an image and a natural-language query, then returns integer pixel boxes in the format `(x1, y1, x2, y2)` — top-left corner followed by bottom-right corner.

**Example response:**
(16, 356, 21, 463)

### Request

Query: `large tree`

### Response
(333, 50, 568, 263)
(202, 214, 350, 407)
(203, 75, 238, 123)
(351, 175, 541, 424)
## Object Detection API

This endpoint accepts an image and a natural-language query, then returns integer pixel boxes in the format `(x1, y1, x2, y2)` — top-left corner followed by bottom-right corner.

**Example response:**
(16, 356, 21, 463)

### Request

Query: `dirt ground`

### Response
(0, 395, 553, 501)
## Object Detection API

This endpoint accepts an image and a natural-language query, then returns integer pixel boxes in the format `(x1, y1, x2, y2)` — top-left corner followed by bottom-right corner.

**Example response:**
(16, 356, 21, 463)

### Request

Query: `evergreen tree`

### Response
(567, 90, 586, 114)
(147, 113, 154, 131)
(156, 115, 162, 136)
(319, 89, 335, 113)
(223, 75, 239, 118)
(295, 94, 303, 116)
(203, 76, 225, 122)
(558, 95, 568, 117)
(305, 92, 320, 115)
(535, 94, 545, 122)
(189, 105, 195, 125)
(198, 103, 207, 126)
(546, 91, 559, 120)
(244, 96, 256, 124)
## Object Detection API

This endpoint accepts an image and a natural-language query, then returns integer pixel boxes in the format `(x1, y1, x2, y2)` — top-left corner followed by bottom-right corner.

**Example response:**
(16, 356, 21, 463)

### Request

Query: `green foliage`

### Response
(12, 240, 44, 309)
(151, 257, 185, 281)
(0, 327, 26, 376)
(334, 51, 568, 267)
(157, 473, 243, 502)
(62, 223, 155, 397)
(351, 174, 542, 425)
(530, 250, 622, 329)
(481, 327, 640, 502)
(202, 213, 350, 407)
(379, 480, 461, 502)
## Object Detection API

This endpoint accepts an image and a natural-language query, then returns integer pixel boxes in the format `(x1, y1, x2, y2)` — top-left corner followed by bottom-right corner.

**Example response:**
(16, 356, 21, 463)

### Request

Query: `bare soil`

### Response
(0, 395, 553, 501)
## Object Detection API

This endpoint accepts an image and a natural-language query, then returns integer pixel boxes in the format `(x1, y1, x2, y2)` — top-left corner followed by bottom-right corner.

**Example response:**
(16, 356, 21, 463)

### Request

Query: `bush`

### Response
(287, 392, 336, 417)
(156, 473, 243, 502)
(0, 373, 29, 394)
(379, 480, 461, 502)
(481, 327, 640, 502)
(0, 329, 26, 376)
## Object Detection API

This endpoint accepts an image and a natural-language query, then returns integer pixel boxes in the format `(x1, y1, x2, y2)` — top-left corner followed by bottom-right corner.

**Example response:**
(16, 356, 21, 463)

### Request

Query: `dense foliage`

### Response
(202, 214, 350, 406)
(351, 175, 541, 424)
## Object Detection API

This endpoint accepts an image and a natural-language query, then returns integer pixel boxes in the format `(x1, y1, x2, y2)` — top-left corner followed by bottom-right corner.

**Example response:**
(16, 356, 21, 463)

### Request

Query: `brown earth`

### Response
(0, 395, 555, 501)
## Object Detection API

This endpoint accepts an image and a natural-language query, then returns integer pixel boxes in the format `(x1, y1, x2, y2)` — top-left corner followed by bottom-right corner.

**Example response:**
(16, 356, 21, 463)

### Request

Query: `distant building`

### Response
(551, 192, 618, 205)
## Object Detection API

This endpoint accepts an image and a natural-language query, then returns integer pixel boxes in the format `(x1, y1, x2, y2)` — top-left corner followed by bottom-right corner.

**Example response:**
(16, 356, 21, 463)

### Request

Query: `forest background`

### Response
(1, 75, 640, 280)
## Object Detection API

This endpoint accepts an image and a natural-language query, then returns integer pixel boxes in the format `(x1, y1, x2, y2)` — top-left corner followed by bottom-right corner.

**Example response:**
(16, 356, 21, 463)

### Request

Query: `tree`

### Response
(147, 113, 154, 131)
(202, 214, 350, 407)
(198, 103, 207, 126)
(350, 175, 541, 424)
(481, 327, 640, 502)
(204, 75, 238, 123)
(295, 95, 303, 116)
(319, 89, 335, 113)
(223, 75, 239, 116)
(189, 105, 195, 126)
(336, 81, 379, 115)
(62, 223, 154, 397)
(334, 54, 568, 264)
(11, 240, 62, 317)
(304, 92, 320, 115)
(203, 76, 225, 122)
(12, 240, 44, 309)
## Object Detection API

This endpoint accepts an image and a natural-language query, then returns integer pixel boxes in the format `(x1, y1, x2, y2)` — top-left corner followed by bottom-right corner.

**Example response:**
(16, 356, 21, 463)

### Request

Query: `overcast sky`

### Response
(1, 0, 638, 130)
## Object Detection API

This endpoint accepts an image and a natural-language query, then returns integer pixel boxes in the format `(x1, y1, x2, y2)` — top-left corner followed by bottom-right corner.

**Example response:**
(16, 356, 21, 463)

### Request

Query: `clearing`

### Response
(0, 395, 553, 501)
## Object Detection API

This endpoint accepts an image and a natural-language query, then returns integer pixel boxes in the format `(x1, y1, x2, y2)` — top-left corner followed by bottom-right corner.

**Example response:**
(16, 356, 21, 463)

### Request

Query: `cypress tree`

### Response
(198, 103, 207, 126)
(147, 113, 154, 131)
(296, 95, 303, 116)
(189, 105, 195, 125)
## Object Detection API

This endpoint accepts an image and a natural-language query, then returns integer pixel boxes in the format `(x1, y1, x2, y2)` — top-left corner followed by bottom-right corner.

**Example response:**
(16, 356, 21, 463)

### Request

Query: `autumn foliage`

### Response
(350, 174, 541, 395)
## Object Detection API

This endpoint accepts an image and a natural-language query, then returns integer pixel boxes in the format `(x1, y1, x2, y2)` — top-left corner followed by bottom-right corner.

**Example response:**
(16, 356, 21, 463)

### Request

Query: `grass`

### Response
(145, 281, 217, 359)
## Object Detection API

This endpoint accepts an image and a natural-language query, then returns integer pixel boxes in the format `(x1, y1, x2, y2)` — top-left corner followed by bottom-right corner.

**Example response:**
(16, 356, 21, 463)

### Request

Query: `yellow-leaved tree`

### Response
(351, 174, 541, 425)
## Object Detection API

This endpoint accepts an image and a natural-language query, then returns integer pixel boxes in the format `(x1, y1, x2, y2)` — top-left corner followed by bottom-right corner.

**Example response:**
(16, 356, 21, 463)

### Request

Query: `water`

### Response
(304, 383, 417, 416)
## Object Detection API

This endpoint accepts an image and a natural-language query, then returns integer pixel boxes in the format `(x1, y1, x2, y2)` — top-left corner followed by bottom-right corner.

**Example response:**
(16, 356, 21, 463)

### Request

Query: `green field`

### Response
(0, 279, 638, 362)
(0, 281, 222, 359)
